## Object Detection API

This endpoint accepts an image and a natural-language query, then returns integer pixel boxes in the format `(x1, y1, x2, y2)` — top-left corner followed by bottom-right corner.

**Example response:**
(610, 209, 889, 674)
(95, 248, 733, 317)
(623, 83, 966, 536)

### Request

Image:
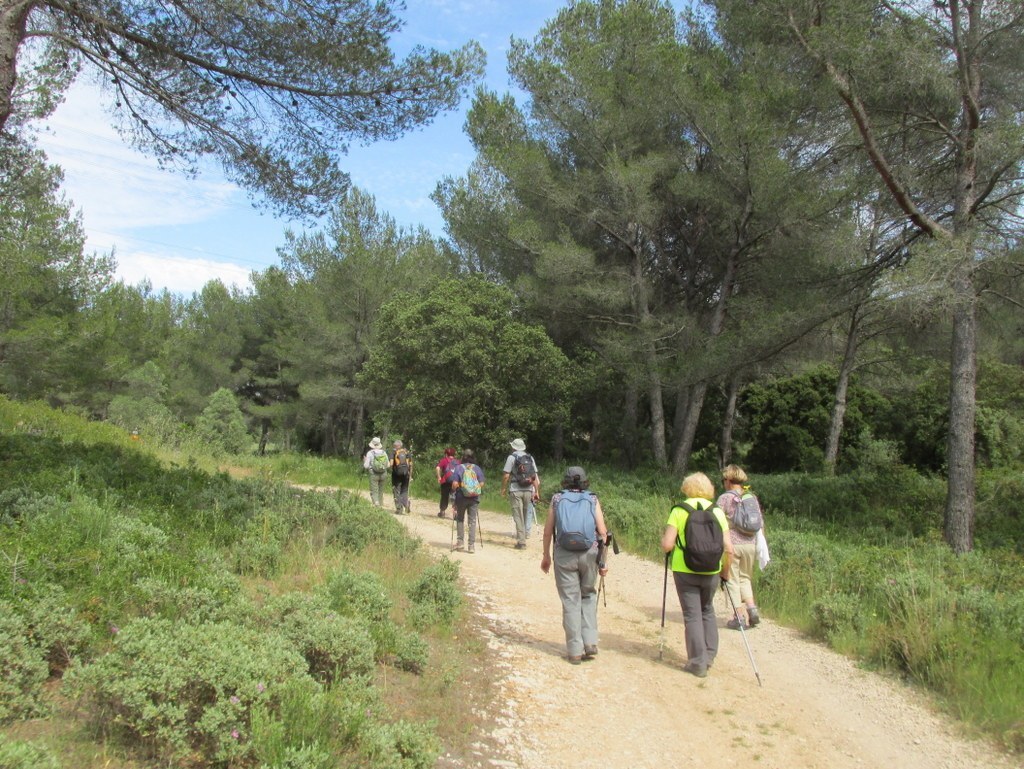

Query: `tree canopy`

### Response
(0, 0, 485, 215)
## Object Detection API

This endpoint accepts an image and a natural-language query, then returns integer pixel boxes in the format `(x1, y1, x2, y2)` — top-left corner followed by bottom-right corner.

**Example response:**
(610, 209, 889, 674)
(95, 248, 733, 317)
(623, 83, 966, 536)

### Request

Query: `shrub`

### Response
(389, 626, 430, 674)
(329, 498, 419, 556)
(130, 577, 250, 625)
(67, 617, 310, 765)
(250, 678, 373, 767)
(0, 606, 50, 722)
(360, 720, 441, 769)
(321, 569, 393, 624)
(406, 558, 461, 629)
(16, 584, 92, 675)
(261, 592, 375, 684)
(0, 735, 61, 769)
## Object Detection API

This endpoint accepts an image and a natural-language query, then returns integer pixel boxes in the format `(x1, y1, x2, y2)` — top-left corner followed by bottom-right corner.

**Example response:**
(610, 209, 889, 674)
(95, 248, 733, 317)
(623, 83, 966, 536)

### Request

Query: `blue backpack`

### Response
(555, 490, 597, 551)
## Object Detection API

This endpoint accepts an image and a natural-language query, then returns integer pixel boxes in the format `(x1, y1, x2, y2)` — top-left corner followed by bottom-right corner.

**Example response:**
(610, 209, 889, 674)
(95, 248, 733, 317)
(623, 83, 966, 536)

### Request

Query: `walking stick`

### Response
(476, 508, 484, 548)
(659, 551, 669, 660)
(722, 580, 763, 687)
(599, 574, 606, 607)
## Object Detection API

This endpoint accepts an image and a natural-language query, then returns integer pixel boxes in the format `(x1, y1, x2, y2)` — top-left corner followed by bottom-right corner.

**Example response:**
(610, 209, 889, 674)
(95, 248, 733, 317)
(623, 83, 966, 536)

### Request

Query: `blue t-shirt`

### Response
(452, 463, 485, 500)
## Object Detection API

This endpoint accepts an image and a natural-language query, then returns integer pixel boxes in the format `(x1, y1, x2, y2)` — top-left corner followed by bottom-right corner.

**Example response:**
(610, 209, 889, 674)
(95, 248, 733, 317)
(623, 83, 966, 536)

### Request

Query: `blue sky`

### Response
(35, 1, 575, 294)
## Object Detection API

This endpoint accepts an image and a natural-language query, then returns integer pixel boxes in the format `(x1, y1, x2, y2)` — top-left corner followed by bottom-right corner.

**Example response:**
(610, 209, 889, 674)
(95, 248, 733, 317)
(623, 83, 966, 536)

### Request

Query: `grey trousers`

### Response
(553, 546, 600, 657)
(673, 570, 721, 670)
(509, 488, 532, 545)
(368, 472, 386, 507)
(455, 497, 479, 547)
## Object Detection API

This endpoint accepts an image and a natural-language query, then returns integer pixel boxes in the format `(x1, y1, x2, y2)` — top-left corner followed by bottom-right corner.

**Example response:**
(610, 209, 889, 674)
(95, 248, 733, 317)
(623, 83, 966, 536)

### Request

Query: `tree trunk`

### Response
(552, 421, 564, 466)
(0, 1, 32, 133)
(352, 401, 365, 457)
(620, 384, 639, 465)
(944, 270, 976, 553)
(824, 308, 861, 475)
(719, 375, 740, 469)
(647, 358, 668, 468)
(258, 420, 270, 456)
(672, 381, 709, 477)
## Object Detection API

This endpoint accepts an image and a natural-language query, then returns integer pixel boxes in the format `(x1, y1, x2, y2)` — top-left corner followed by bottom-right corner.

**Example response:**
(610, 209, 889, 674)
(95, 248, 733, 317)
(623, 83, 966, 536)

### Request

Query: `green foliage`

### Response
(68, 617, 310, 765)
(360, 278, 573, 461)
(321, 568, 393, 624)
(328, 497, 420, 556)
(0, 735, 61, 769)
(261, 592, 376, 684)
(13, 584, 92, 676)
(406, 558, 462, 629)
(0, 606, 50, 722)
(196, 387, 252, 455)
(741, 365, 889, 473)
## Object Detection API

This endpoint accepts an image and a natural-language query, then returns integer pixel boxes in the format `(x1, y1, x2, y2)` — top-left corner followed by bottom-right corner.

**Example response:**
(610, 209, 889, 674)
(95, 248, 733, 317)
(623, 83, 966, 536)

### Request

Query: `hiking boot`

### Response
(747, 607, 761, 627)
(437, 511, 446, 518)
(514, 542, 526, 550)
(567, 655, 583, 665)
(726, 616, 747, 631)
(583, 645, 598, 659)
(683, 662, 708, 678)
(454, 541, 464, 552)
(467, 545, 475, 553)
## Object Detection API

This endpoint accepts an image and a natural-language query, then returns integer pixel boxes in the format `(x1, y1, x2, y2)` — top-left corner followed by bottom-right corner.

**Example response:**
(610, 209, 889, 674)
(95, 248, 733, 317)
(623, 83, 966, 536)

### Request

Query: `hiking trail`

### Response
(349, 487, 1016, 769)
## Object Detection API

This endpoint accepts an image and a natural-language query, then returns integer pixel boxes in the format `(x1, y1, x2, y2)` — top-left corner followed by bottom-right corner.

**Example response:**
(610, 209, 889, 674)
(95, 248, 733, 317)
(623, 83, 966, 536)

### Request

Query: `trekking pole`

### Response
(722, 580, 763, 687)
(599, 574, 607, 607)
(659, 552, 669, 660)
(476, 509, 484, 549)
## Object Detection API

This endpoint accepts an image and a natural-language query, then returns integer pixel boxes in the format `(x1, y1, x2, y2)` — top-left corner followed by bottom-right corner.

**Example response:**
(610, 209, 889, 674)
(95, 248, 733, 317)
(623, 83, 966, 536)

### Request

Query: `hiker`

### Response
(717, 464, 765, 629)
(435, 447, 458, 518)
(661, 471, 733, 678)
(451, 449, 485, 553)
(390, 440, 413, 514)
(362, 437, 389, 507)
(541, 466, 608, 665)
(501, 438, 540, 549)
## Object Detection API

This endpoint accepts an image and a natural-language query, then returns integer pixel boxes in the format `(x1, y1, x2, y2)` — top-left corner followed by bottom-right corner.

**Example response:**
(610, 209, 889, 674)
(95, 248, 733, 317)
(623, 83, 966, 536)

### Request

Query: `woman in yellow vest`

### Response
(660, 472, 733, 678)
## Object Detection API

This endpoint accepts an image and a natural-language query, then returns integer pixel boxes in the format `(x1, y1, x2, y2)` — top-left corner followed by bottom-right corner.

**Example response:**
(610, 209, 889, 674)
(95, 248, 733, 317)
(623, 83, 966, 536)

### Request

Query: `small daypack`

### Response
(675, 501, 724, 574)
(370, 451, 389, 474)
(440, 457, 457, 484)
(730, 489, 763, 534)
(555, 490, 597, 551)
(460, 464, 482, 498)
(393, 448, 411, 477)
(511, 453, 537, 486)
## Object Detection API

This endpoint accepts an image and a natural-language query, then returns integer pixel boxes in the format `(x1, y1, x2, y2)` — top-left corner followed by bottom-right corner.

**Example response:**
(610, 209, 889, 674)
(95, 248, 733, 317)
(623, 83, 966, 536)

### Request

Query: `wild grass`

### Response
(0, 397, 498, 768)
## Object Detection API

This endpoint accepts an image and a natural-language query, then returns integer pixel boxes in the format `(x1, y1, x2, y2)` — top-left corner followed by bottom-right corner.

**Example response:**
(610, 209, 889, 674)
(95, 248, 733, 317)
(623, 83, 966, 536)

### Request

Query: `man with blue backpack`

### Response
(540, 466, 609, 665)
(451, 449, 485, 553)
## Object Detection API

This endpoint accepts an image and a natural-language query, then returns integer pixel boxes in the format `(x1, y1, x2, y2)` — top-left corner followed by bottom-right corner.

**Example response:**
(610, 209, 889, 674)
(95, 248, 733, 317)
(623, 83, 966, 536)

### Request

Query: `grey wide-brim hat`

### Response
(564, 466, 587, 484)
(369, 437, 383, 449)
(510, 438, 527, 451)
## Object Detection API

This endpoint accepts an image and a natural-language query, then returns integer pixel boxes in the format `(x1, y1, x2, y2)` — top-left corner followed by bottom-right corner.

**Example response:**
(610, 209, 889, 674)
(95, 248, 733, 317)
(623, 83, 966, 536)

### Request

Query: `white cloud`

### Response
(116, 251, 254, 296)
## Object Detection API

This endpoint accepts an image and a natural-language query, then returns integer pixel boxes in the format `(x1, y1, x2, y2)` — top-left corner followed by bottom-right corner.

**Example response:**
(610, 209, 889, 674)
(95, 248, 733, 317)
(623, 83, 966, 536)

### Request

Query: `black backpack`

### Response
(511, 453, 537, 486)
(674, 501, 724, 574)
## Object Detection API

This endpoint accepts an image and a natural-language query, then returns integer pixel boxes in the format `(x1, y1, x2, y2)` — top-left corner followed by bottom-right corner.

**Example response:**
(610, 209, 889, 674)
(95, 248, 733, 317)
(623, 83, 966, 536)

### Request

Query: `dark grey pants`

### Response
(673, 570, 721, 670)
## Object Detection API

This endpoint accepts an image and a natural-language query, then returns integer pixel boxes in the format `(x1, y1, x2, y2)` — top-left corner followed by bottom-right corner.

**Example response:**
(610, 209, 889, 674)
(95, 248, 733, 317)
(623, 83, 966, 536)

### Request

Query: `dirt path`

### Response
(359, 489, 1015, 769)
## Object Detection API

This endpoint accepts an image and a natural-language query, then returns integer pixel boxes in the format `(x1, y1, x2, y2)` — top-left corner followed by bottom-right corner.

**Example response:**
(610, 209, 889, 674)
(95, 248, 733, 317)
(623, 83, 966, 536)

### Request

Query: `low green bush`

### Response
(261, 592, 376, 684)
(0, 606, 50, 722)
(0, 735, 62, 769)
(406, 558, 461, 629)
(67, 617, 310, 765)
(15, 584, 92, 675)
(321, 568, 393, 624)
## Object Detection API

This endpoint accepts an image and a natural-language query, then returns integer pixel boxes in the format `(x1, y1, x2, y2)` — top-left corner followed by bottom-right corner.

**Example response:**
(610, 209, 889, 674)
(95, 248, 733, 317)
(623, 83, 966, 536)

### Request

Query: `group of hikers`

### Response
(363, 435, 768, 676)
